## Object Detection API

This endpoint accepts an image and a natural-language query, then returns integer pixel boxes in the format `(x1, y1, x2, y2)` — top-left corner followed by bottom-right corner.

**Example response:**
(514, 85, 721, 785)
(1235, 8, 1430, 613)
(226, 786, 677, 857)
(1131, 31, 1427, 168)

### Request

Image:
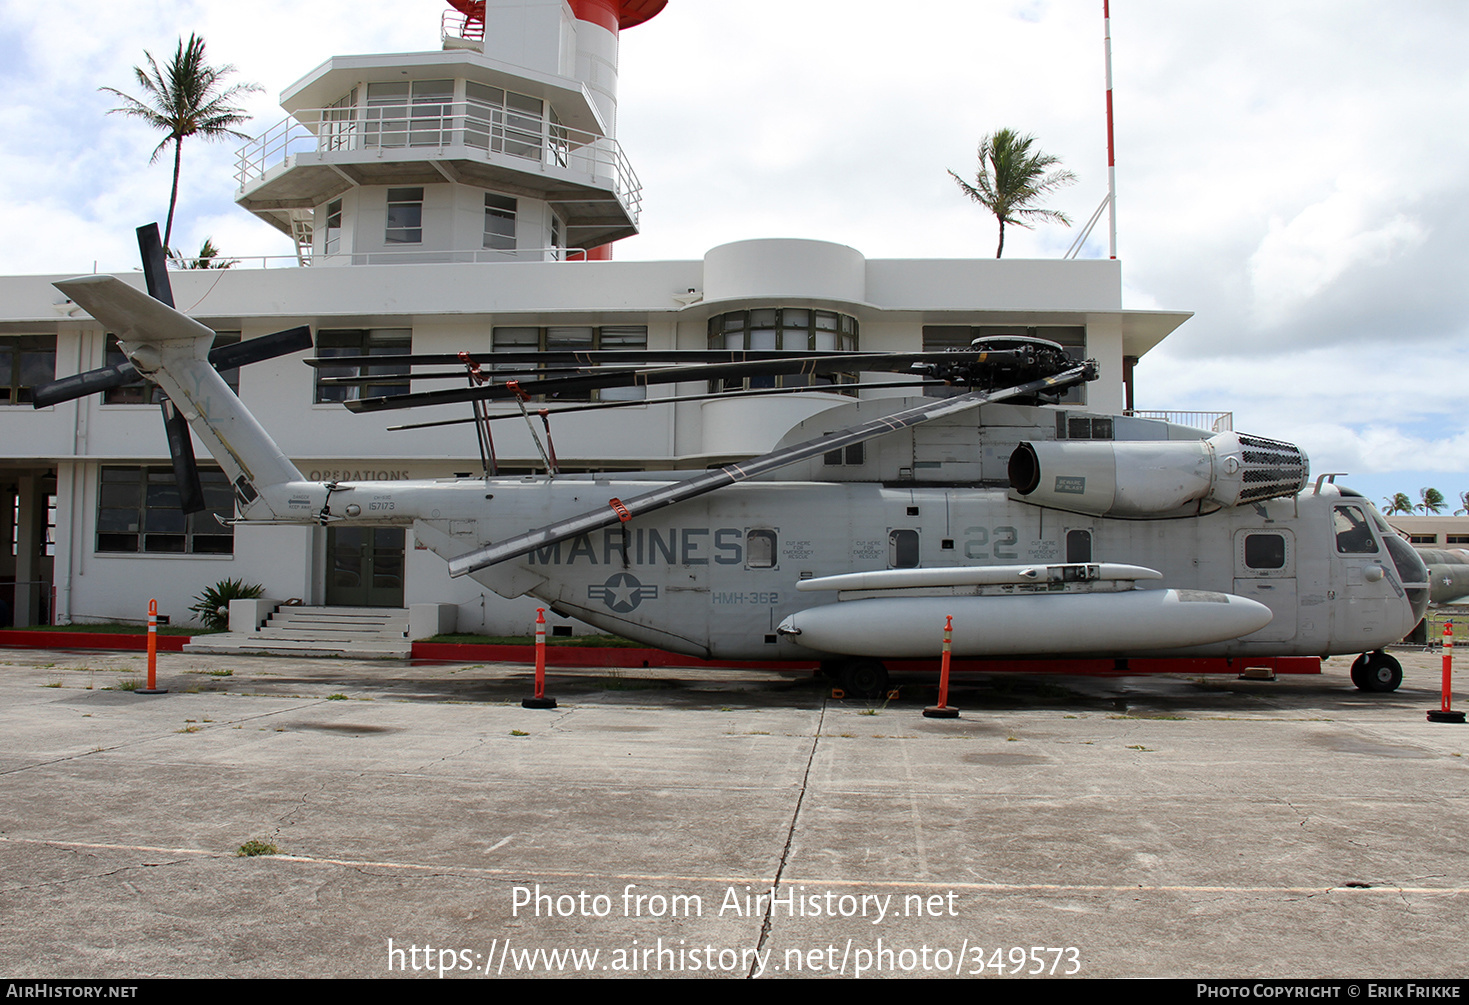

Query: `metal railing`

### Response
(235, 102, 642, 225)
(161, 245, 592, 270)
(1125, 409, 1233, 432)
(442, 9, 484, 43)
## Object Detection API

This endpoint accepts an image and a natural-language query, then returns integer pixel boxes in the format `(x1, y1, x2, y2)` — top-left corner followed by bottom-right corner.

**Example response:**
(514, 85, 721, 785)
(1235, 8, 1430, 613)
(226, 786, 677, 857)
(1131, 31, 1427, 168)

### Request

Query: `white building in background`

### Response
(0, 0, 1189, 632)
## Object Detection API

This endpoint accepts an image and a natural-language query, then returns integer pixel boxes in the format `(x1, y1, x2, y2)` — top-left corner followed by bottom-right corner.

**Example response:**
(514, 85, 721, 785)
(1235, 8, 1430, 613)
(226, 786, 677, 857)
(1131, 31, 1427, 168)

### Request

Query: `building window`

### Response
(1409, 534, 1438, 544)
(324, 199, 343, 254)
(823, 441, 864, 466)
(922, 325, 1087, 402)
(103, 333, 240, 405)
(549, 214, 564, 259)
(96, 466, 234, 555)
(386, 188, 423, 244)
(315, 329, 412, 403)
(1448, 535, 1469, 545)
(491, 325, 647, 401)
(0, 335, 56, 405)
(465, 82, 545, 160)
(322, 89, 357, 152)
(364, 80, 454, 149)
(706, 309, 858, 393)
(484, 193, 516, 251)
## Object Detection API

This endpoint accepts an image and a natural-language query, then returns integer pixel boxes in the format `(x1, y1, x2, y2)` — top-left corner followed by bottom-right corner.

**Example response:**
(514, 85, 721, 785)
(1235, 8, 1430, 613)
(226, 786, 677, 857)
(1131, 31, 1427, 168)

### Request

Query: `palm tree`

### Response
(949, 129, 1077, 258)
(101, 34, 261, 249)
(1457, 491, 1469, 517)
(1417, 487, 1446, 515)
(171, 237, 237, 270)
(1383, 493, 1413, 515)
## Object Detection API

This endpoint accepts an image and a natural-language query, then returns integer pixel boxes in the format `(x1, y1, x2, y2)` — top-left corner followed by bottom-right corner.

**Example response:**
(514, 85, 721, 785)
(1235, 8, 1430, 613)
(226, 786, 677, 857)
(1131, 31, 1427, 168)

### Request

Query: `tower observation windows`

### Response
(466, 82, 546, 161)
(364, 80, 454, 148)
(706, 309, 858, 393)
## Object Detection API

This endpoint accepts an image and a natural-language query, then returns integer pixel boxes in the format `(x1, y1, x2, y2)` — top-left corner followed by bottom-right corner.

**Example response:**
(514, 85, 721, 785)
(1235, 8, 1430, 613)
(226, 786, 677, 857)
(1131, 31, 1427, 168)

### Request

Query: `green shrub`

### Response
(188, 579, 265, 632)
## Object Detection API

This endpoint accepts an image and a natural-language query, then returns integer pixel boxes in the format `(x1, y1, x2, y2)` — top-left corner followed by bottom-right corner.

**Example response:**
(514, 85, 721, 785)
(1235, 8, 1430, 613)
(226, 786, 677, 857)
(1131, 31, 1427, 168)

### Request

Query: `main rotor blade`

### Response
(447, 362, 1095, 577)
(344, 349, 1038, 413)
(160, 400, 206, 514)
(384, 379, 951, 431)
(305, 349, 854, 368)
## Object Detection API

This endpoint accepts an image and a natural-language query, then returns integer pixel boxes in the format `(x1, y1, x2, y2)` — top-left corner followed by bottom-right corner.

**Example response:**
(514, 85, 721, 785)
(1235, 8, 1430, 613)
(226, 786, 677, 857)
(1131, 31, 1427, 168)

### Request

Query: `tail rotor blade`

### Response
(208, 326, 313, 370)
(136, 224, 174, 308)
(31, 361, 139, 408)
(160, 400, 206, 514)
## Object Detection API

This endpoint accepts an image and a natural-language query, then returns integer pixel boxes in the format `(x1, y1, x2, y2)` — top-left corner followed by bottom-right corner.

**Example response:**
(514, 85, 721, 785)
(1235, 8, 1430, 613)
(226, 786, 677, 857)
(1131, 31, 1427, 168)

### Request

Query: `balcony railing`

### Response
(1125, 409, 1233, 432)
(235, 102, 642, 225)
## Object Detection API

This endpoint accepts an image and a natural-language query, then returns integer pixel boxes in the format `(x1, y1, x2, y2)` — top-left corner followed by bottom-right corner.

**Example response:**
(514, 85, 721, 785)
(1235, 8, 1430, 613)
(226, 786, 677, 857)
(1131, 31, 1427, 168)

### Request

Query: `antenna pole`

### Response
(1104, 0, 1118, 260)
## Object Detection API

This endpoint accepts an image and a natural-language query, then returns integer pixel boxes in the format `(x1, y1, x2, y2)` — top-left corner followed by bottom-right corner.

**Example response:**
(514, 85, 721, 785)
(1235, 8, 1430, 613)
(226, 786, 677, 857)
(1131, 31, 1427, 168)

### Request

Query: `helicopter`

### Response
(40, 226, 1431, 698)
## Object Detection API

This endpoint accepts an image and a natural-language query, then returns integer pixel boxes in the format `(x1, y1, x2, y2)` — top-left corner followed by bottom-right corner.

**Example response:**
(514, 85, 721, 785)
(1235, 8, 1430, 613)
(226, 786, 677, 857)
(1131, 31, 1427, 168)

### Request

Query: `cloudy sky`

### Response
(2, 0, 1465, 512)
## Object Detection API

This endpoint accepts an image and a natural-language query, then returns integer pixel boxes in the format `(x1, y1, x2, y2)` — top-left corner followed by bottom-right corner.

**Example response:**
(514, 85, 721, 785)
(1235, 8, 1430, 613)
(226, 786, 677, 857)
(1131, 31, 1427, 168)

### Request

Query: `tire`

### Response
(1357, 651, 1403, 693)
(840, 658, 889, 698)
(1349, 653, 1371, 690)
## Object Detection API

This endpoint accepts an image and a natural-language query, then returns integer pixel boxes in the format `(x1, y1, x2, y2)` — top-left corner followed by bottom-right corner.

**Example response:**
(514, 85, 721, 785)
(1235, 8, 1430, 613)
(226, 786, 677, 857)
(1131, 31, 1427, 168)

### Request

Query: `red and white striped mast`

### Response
(1104, 0, 1117, 259)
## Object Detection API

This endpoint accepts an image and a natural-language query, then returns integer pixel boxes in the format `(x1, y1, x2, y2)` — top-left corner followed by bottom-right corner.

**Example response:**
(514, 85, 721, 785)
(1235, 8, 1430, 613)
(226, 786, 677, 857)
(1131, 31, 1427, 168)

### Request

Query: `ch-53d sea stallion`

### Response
(40, 227, 1430, 698)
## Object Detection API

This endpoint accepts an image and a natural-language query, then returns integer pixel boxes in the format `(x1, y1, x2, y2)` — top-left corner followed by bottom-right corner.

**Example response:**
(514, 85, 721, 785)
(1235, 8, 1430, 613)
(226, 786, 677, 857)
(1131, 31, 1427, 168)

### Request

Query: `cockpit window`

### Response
(1333, 505, 1378, 554)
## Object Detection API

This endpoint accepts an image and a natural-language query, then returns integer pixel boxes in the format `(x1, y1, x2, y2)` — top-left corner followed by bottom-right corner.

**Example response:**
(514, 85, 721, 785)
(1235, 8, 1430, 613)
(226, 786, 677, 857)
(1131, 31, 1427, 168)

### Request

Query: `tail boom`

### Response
(54, 275, 305, 518)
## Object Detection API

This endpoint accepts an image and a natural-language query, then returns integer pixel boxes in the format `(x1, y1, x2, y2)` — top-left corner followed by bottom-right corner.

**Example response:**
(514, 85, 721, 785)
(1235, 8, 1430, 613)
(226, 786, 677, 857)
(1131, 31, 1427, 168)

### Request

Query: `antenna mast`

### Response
(1104, 0, 1117, 259)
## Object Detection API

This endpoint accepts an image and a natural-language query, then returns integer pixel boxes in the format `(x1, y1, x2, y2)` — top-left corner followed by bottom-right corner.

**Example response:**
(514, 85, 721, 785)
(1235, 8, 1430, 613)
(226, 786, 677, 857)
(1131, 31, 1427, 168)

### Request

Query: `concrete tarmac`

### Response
(0, 645, 1465, 980)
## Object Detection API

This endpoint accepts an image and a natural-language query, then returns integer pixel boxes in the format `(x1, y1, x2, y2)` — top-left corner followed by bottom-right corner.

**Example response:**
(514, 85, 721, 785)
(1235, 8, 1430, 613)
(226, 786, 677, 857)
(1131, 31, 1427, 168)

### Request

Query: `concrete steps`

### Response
(184, 606, 412, 659)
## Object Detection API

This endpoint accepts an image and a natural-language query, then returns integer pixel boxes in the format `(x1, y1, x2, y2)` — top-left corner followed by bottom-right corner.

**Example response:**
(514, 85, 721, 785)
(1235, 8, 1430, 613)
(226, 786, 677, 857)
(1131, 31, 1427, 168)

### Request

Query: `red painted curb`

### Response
(0, 630, 191, 652)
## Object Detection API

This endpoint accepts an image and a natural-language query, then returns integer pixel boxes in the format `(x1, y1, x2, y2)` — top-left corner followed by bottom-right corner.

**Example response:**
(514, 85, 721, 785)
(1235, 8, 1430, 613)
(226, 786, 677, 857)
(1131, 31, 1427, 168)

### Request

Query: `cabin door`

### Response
(1232, 529, 1297, 642)
(326, 526, 405, 608)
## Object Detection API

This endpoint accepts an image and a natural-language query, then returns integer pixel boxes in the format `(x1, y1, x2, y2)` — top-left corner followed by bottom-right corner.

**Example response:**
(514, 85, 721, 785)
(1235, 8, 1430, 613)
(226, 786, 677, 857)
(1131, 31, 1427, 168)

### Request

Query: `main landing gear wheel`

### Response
(837, 658, 890, 699)
(1350, 651, 1403, 693)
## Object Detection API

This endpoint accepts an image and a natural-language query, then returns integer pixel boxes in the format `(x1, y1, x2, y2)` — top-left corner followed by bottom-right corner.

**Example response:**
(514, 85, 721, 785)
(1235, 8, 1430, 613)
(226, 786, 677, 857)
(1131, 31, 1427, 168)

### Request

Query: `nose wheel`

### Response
(1350, 651, 1403, 693)
(827, 658, 890, 698)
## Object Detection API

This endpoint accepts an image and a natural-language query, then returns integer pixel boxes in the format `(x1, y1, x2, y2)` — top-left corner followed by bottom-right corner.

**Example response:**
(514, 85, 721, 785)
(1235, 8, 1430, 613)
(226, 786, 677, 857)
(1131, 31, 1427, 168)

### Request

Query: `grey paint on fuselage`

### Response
(439, 478, 1420, 661)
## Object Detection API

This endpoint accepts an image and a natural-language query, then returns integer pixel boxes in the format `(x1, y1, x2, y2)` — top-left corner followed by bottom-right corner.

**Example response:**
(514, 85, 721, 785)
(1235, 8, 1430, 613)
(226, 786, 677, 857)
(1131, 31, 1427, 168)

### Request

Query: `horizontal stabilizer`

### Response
(54, 275, 216, 351)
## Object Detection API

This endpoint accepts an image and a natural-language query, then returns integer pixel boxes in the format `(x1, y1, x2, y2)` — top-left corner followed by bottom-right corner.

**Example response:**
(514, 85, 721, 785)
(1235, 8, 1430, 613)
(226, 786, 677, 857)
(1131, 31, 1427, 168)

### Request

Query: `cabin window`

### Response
(1244, 533, 1287, 570)
(314, 329, 412, 403)
(103, 333, 240, 404)
(1333, 505, 1379, 554)
(385, 188, 424, 244)
(706, 308, 858, 394)
(1066, 529, 1092, 563)
(0, 335, 55, 405)
(484, 194, 516, 251)
(746, 529, 777, 569)
(889, 529, 920, 568)
(96, 465, 234, 555)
